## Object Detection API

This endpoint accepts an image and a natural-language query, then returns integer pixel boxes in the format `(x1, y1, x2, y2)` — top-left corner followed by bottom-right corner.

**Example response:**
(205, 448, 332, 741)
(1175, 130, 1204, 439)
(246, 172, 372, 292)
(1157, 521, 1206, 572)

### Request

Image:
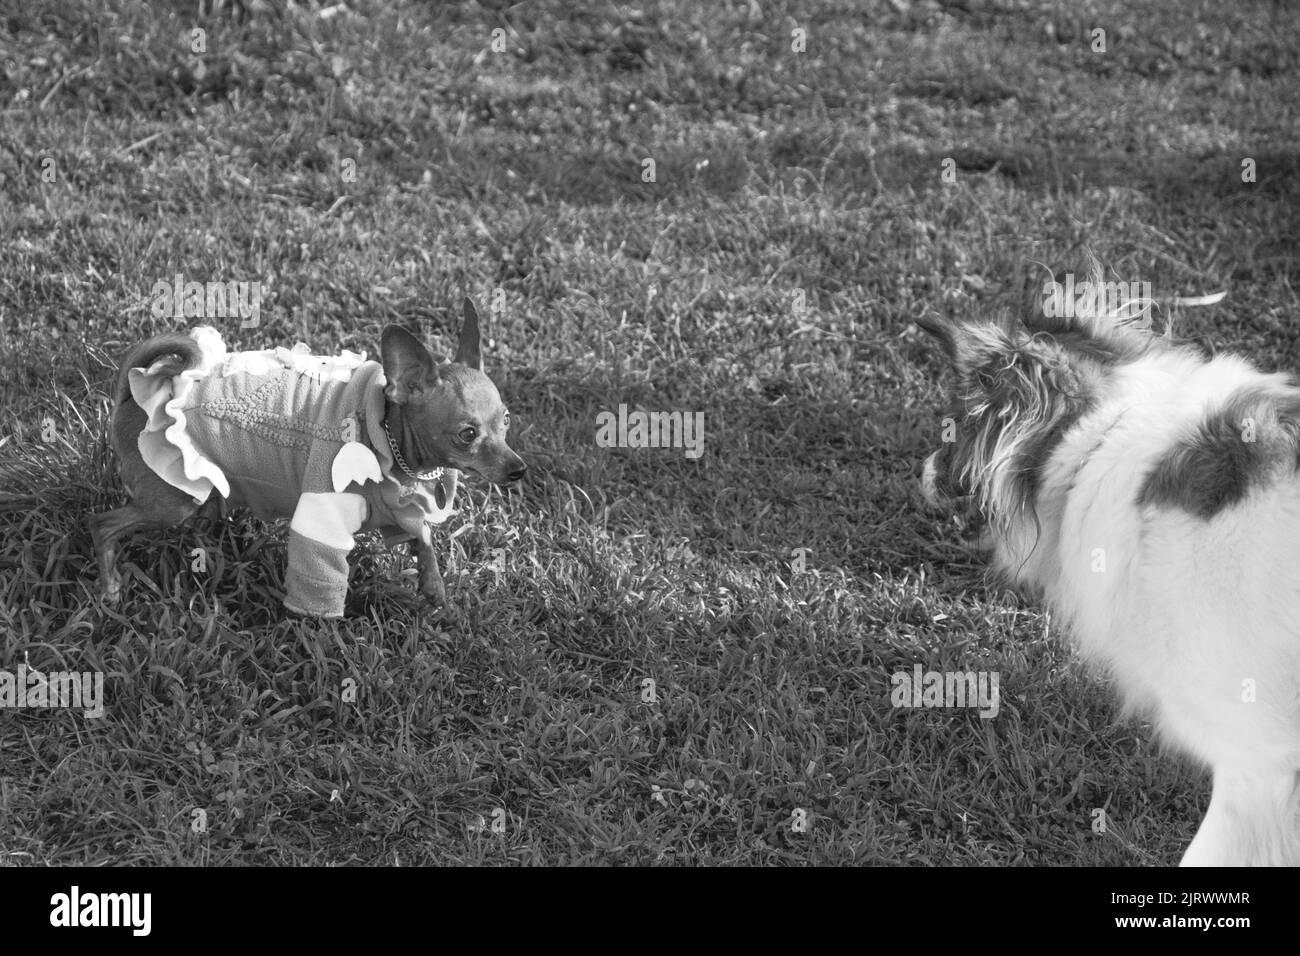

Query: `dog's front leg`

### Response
(415, 523, 446, 607)
(285, 492, 367, 619)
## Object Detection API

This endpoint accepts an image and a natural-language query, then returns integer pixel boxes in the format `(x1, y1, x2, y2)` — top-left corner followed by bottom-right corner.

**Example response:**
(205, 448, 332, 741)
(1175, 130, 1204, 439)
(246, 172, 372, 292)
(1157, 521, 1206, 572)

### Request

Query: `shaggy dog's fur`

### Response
(919, 268, 1300, 866)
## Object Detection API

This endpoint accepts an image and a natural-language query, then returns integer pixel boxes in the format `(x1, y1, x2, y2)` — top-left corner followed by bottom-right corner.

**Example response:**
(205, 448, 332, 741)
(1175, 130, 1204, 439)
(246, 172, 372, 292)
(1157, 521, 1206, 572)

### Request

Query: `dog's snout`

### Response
(507, 462, 527, 483)
(922, 445, 974, 510)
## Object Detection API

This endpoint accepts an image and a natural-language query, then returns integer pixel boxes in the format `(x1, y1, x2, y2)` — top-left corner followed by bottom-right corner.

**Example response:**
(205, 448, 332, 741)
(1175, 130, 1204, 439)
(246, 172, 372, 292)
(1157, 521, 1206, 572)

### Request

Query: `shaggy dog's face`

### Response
(916, 296, 1170, 579)
(918, 316, 1092, 517)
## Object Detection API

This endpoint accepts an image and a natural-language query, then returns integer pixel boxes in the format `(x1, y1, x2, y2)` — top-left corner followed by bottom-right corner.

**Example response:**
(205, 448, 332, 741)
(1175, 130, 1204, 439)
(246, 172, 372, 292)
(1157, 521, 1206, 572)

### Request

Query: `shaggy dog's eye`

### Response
(458, 427, 477, 444)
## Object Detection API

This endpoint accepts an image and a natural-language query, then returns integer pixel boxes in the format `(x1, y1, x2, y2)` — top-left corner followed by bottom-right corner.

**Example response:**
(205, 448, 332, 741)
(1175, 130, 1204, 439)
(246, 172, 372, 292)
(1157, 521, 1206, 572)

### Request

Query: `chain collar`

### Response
(382, 420, 444, 482)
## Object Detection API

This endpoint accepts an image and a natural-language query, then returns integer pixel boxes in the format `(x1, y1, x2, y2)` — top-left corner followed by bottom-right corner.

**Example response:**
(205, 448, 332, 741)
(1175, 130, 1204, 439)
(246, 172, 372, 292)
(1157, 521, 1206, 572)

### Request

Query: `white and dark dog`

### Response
(917, 272, 1300, 866)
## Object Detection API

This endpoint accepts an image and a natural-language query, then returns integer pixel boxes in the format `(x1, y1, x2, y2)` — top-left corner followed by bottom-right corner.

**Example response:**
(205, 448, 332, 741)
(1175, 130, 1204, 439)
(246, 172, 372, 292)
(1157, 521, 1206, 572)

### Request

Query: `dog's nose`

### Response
(507, 463, 527, 483)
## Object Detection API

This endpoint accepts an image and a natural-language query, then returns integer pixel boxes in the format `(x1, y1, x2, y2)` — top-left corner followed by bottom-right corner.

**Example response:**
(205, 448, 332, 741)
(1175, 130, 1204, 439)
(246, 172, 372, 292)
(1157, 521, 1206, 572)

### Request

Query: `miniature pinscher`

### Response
(90, 298, 525, 617)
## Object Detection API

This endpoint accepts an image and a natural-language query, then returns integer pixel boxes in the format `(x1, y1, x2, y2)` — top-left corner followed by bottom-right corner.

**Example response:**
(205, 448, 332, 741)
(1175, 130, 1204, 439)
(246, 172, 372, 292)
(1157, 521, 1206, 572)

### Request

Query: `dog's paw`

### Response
(418, 572, 447, 608)
(101, 579, 123, 605)
(367, 578, 423, 611)
(364, 576, 457, 624)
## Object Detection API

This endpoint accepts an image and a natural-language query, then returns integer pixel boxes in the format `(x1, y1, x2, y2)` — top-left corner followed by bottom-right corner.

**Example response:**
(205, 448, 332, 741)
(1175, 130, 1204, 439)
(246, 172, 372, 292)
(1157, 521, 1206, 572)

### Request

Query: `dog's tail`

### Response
(111, 333, 204, 407)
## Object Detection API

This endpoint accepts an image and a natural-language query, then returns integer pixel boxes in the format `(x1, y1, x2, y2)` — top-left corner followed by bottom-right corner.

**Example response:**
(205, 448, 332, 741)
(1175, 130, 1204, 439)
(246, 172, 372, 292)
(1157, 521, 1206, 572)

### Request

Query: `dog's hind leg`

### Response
(89, 495, 200, 604)
(89, 475, 200, 604)
(1181, 765, 1300, 866)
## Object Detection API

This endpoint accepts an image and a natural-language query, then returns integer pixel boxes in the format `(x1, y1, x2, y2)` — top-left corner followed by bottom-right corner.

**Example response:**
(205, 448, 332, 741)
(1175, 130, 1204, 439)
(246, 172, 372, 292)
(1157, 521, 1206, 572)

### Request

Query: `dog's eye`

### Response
(503, 411, 510, 429)
(458, 427, 477, 444)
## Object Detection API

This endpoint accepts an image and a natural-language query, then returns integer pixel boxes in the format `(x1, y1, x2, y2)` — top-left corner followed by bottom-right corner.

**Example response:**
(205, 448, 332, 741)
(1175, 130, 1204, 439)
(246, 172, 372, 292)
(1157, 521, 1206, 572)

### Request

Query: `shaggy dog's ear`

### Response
(916, 314, 958, 362)
(1028, 253, 1153, 334)
(1031, 255, 1107, 332)
(916, 315, 1012, 371)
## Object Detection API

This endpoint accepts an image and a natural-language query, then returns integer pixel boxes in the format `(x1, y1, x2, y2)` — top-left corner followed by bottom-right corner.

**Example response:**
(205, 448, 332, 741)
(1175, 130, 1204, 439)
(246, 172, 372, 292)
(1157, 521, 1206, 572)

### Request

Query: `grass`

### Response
(0, 0, 1297, 865)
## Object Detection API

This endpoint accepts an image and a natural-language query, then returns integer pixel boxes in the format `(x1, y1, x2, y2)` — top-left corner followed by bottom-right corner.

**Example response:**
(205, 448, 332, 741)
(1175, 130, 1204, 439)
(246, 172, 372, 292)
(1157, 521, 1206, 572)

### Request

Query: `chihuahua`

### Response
(90, 298, 525, 618)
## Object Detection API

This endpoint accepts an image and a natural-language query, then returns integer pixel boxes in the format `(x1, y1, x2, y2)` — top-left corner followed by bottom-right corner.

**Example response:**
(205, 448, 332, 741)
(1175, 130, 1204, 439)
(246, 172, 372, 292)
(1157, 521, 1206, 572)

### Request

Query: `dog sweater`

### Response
(128, 327, 458, 618)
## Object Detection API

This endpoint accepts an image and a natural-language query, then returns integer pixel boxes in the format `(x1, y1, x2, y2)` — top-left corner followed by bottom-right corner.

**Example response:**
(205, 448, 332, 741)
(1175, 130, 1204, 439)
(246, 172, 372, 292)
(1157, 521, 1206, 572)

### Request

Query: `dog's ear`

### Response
(381, 326, 437, 404)
(916, 314, 959, 363)
(454, 298, 483, 371)
(916, 315, 1009, 369)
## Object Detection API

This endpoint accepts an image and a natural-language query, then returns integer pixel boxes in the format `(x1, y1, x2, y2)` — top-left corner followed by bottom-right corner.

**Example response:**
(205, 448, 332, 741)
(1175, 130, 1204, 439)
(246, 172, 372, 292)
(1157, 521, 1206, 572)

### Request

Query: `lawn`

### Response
(0, 0, 1297, 865)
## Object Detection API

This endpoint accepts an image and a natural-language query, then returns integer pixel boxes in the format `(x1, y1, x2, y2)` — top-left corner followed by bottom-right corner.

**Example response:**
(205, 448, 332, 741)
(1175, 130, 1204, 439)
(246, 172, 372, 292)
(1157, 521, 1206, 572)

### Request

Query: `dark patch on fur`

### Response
(1015, 389, 1097, 500)
(1139, 385, 1300, 518)
(980, 342, 1098, 504)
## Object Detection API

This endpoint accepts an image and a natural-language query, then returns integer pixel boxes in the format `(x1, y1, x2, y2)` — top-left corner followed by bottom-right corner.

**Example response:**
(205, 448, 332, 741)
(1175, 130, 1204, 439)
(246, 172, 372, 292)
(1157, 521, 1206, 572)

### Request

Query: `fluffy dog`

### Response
(918, 270, 1300, 866)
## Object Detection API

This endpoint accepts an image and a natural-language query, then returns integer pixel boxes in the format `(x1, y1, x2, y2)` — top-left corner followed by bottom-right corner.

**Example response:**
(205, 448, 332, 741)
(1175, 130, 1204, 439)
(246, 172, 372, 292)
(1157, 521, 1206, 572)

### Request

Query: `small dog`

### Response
(91, 299, 525, 618)
(918, 269, 1300, 866)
